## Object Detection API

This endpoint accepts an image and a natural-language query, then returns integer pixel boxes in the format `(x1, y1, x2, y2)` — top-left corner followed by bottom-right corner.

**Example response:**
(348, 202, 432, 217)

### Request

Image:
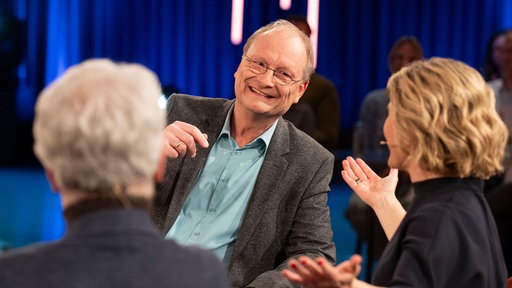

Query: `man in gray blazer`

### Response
(154, 20, 336, 287)
(0, 59, 230, 288)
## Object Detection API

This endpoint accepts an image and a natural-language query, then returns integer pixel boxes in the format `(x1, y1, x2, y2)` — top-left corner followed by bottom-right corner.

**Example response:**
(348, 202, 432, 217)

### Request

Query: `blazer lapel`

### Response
(230, 118, 290, 259)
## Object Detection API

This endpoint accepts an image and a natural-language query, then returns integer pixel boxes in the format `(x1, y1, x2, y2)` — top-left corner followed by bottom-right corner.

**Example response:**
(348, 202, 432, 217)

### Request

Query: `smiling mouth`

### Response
(250, 87, 274, 98)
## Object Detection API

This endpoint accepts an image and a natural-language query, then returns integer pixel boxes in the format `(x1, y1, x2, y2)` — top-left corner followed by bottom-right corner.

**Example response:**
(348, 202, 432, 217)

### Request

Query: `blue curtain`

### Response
(6, 0, 512, 144)
(318, 0, 510, 135)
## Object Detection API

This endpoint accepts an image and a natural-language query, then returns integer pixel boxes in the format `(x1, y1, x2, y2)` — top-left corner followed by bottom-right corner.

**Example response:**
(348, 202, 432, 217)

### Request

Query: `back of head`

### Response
(243, 19, 315, 79)
(388, 36, 424, 74)
(387, 57, 508, 179)
(33, 59, 165, 194)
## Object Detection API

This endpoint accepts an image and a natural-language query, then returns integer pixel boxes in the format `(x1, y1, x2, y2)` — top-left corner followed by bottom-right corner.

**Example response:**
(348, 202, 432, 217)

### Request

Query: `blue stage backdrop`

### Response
(4, 0, 512, 148)
(0, 0, 511, 264)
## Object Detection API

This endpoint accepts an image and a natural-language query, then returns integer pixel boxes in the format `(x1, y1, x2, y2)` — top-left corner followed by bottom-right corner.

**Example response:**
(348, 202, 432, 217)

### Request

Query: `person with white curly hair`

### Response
(0, 59, 229, 288)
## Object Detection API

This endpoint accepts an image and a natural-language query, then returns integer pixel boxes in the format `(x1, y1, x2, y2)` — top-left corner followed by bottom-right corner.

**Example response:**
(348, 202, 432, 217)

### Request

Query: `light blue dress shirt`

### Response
(166, 108, 277, 265)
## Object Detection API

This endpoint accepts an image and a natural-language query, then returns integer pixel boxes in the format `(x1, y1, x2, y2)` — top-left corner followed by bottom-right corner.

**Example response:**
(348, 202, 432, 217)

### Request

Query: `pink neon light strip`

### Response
(231, 0, 244, 45)
(280, 0, 292, 10)
(231, 0, 320, 67)
(308, 0, 319, 68)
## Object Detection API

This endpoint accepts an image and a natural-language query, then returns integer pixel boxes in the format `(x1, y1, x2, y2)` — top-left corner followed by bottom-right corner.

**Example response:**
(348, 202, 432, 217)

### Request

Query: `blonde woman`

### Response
(283, 57, 509, 288)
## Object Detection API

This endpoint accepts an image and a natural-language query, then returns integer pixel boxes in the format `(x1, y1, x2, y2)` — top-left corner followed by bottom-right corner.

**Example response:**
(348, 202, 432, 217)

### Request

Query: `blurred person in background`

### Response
(283, 15, 341, 150)
(345, 36, 423, 271)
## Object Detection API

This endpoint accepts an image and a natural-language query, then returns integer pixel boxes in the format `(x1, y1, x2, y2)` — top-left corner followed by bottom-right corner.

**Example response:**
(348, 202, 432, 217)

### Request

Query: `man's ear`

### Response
(153, 149, 167, 183)
(44, 169, 60, 193)
(295, 79, 310, 103)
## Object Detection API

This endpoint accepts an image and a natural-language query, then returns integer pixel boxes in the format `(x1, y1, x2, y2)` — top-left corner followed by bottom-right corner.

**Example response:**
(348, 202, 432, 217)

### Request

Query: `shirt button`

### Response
(209, 208, 216, 213)
(236, 151, 241, 155)
(193, 232, 200, 236)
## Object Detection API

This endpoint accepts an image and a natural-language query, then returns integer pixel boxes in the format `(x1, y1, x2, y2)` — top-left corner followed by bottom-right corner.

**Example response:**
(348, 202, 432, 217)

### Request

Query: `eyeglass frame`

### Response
(243, 56, 303, 86)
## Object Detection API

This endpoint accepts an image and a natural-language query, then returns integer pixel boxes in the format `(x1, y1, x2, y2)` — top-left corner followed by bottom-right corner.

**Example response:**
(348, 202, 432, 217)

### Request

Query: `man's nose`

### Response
(259, 69, 276, 85)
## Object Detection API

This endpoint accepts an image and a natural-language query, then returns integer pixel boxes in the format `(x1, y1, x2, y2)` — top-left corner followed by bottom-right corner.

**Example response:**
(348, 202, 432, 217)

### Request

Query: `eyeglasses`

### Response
(243, 56, 302, 86)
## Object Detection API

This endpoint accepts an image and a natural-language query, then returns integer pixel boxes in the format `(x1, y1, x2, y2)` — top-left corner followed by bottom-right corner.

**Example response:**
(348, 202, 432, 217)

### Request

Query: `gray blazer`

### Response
(153, 94, 336, 288)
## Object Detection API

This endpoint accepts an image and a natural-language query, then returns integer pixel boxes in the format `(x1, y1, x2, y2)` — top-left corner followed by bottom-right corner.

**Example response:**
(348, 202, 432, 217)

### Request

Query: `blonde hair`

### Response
(243, 19, 315, 80)
(387, 57, 508, 179)
(33, 59, 165, 193)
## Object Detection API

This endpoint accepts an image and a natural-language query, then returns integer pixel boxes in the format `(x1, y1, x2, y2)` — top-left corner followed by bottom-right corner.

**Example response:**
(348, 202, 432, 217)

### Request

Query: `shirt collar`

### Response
(218, 106, 278, 149)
